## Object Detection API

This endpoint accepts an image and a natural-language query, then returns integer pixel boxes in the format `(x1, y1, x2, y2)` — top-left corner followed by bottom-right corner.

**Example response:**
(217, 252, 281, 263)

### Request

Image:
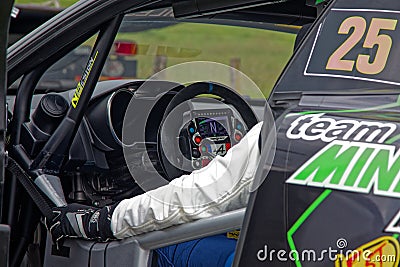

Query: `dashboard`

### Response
(9, 80, 264, 206)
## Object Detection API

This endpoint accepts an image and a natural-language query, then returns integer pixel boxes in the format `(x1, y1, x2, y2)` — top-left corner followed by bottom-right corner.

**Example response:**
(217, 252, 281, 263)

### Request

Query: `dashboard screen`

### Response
(196, 116, 229, 138)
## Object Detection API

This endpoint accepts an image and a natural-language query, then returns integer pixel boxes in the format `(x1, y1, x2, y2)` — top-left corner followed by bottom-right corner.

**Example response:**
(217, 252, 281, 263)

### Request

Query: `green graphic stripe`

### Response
(287, 189, 332, 267)
(290, 95, 400, 116)
(285, 95, 400, 266)
(386, 134, 400, 145)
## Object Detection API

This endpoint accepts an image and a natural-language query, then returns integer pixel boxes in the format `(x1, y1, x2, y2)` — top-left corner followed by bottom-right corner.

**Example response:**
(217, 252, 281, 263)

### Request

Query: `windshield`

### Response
(32, 8, 295, 99)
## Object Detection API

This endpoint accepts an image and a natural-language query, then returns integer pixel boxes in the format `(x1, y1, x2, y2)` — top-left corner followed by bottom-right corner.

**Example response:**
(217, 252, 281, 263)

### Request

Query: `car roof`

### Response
(9, 5, 62, 46)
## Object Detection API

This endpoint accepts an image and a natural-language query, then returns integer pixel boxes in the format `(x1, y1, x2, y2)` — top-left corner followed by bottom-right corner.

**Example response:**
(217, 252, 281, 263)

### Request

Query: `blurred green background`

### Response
(16, 0, 296, 96)
(117, 24, 295, 95)
(16, 0, 77, 7)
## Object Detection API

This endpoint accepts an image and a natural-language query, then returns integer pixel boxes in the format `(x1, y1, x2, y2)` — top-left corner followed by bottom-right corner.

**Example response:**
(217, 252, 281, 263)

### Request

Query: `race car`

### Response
(1, 0, 400, 266)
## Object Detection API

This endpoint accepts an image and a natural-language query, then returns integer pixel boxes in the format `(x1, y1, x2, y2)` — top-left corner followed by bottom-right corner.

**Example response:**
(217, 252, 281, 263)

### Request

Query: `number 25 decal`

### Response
(326, 17, 397, 75)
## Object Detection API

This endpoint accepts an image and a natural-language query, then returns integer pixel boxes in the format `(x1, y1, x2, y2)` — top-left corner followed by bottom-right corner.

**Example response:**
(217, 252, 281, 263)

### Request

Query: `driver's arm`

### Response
(46, 121, 263, 242)
(112, 121, 263, 238)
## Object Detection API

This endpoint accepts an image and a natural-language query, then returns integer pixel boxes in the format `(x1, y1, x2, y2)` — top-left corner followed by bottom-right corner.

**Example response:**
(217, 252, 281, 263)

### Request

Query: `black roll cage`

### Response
(0, 1, 14, 266)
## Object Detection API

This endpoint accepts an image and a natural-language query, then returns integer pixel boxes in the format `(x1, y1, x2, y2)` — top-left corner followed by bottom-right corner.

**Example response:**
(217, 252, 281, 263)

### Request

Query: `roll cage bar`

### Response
(0, 1, 13, 266)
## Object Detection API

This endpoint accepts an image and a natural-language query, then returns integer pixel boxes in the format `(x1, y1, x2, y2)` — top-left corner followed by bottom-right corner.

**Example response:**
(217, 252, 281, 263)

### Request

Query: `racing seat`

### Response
(43, 208, 246, 266)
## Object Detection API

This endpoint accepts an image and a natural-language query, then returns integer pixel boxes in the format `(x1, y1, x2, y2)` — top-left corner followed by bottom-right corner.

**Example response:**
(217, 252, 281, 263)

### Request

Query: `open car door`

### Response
(236, 0, 400, 266)
(0, 0, 14, 266)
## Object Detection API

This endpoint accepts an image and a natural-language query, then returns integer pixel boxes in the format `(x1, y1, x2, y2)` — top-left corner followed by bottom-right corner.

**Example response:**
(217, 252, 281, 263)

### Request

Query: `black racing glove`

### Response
(45, 203, 118, 247)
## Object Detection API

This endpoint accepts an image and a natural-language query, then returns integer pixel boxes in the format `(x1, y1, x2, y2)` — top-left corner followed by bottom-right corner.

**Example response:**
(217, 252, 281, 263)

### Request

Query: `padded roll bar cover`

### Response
(44, 234, 92, 267)
(44, 233, 149, 267)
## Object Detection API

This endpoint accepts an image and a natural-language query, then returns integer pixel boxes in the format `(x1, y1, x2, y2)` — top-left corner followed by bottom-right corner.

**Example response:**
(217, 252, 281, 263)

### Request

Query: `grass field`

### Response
(16, 0, 296, 96)
(16, 0, 77, 7)
(117, 23, 295, 96)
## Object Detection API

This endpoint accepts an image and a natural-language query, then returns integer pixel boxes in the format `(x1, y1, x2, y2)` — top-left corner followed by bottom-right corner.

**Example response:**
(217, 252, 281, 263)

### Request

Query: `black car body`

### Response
(2, 0, 400, 266)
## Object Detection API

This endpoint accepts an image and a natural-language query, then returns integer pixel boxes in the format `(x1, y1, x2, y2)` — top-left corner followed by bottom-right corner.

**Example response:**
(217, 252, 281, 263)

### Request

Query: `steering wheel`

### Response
(157, 81, 259, 180)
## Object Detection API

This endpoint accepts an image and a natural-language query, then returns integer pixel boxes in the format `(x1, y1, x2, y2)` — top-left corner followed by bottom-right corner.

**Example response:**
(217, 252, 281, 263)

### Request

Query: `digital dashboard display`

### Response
(196, 116, 229, 138)
(207, 143, 230, 156)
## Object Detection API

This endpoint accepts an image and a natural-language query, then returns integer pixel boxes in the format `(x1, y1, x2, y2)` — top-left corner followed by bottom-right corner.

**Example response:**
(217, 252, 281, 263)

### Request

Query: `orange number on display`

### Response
(326, 16, 397, 74)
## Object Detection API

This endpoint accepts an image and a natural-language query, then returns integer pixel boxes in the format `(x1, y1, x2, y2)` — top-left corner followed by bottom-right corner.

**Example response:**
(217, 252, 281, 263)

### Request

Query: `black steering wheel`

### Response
(157, 81, 259, 180)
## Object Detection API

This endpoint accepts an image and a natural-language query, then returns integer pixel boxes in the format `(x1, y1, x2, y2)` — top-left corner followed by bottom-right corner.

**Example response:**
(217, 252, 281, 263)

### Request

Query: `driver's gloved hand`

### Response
(45, 203, 118, 247)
